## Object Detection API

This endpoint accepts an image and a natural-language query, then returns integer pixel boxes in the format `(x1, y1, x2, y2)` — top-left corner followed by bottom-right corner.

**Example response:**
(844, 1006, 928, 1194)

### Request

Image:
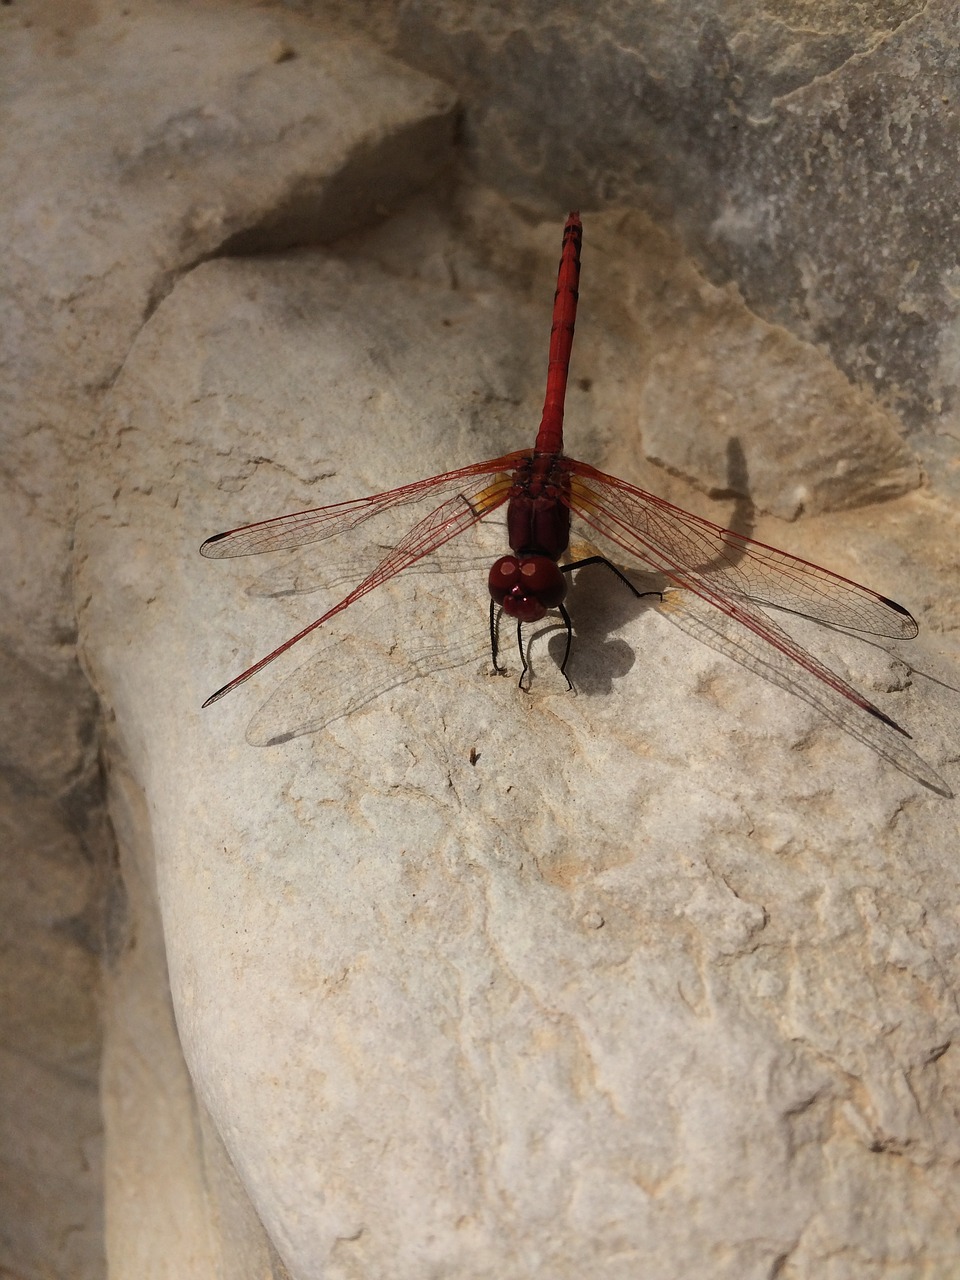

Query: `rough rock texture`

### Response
(319, 0, 960, 434)
(79, 191, 958, 1279)
(5, 0, 960, 1277)
(2, 1, 453, 1276)
(568, 213, 921, 520)
(0, 656, 105, 1279)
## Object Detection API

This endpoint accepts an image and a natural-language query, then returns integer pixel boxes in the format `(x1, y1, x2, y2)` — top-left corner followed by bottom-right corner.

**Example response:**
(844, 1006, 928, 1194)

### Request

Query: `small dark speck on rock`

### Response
(269, 40, 295, 64)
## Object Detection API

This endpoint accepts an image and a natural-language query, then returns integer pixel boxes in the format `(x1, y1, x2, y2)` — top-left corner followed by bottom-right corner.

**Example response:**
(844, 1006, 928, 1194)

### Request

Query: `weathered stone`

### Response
(6, 0, 959, 1276)
(2, 1, 456, 1276)
(79, 198, 959, 1279)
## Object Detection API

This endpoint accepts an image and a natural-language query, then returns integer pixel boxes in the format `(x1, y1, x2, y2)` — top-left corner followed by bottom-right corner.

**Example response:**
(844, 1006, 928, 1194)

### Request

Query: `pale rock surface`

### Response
(559, 214, 921, 520)
(6, 0, 960, 1276)
(79, 194, 960, 1278)
(3, 0, 455, 673)
(2, 0, 454, 1276)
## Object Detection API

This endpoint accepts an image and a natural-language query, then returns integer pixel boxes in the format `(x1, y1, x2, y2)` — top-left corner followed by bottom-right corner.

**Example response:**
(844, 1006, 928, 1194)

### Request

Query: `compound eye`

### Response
(516, 556, 566, 608)
(488, 555, 566, 621)
(488, 555, 522, 605)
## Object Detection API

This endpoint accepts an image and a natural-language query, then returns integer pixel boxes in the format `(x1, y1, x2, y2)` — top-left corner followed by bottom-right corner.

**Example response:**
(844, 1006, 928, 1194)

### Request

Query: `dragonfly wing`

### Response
(565, 462, 949, 791)
(244, 539, 499, 600)
(567, 461, 918, 639)
(202, 468, 513, 705)
(245, 607, 492, 745)
(200, 451, 528, 557)
(657, 590, 951, 795)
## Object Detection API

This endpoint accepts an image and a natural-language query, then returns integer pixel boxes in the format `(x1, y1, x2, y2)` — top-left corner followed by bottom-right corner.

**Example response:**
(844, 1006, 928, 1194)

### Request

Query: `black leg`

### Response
(489, 599, 502, 672)
(516, 621, 528, 688)
(554, 557, 661, 689)
(489, 558, 659, 690)
(560, 555, 662, 603)
(557, 603, 574, 691)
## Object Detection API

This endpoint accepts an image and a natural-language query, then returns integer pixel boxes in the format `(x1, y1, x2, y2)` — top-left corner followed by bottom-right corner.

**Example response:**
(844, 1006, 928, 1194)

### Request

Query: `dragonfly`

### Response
(202, 212, 948, 793)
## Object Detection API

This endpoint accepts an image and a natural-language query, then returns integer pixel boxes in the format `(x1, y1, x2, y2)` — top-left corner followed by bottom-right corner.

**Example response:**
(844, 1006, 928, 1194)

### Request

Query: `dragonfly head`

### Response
(488, 555, 566, 622)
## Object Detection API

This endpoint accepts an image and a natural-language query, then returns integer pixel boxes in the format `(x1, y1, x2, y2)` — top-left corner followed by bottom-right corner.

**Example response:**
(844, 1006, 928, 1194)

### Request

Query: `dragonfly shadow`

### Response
(540, 438, 757, 696)
(908, 664, 960, 699)
(691, 435, 756, 575)
(713, 437, 756, 538)
(545, 567, 665, 695)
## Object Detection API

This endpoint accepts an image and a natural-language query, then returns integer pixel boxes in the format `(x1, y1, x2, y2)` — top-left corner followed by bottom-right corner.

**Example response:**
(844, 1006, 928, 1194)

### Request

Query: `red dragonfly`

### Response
(202, 213, 946, 792)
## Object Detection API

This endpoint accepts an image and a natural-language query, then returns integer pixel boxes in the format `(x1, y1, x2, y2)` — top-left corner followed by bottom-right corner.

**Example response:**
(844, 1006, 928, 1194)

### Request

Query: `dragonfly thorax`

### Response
(488, 554, 567, 622)
(505, 452, 572, 563)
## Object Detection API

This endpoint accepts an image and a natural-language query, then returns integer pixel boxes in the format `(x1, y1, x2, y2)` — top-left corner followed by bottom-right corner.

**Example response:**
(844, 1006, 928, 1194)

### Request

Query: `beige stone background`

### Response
(3, 1, 959, 1278)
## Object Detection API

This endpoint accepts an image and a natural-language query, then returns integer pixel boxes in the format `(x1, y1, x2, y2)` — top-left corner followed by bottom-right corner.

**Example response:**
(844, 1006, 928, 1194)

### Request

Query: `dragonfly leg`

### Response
(489, 599, 505, 673)
(558, 602, 575, 691)
(516, 621, 530, 689)
(561, 555, 663, 602)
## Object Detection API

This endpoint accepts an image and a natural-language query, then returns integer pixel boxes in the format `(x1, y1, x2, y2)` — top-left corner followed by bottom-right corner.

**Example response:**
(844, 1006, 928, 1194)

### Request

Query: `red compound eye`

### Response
(488, 555, 567, 622)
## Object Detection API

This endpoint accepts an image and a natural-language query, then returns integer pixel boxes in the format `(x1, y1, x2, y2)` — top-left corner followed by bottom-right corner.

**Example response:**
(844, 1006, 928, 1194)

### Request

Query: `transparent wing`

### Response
(656, 591, 951, 796)
(568, 461, 918, 638)
(566, 458, 924, 741)
(202, 465, 515, 705)
(245, 601, 493, 746)
(242, 538, 497, 600)
(200, 451, 528, 557)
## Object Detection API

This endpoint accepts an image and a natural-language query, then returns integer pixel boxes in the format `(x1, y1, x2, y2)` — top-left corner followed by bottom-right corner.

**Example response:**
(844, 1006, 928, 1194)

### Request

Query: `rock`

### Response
(1, 1, 455, 1275)
(6, 0, 959, 1276)
(80, 200, 959, 1278)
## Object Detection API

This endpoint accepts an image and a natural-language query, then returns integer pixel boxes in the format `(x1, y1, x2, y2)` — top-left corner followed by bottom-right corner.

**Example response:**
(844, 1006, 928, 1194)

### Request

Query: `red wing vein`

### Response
(202, 471, 513, 705)
(200, 451, 528, 557)
(568, 475, 909, 730)
(569, 464, 917, 639)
